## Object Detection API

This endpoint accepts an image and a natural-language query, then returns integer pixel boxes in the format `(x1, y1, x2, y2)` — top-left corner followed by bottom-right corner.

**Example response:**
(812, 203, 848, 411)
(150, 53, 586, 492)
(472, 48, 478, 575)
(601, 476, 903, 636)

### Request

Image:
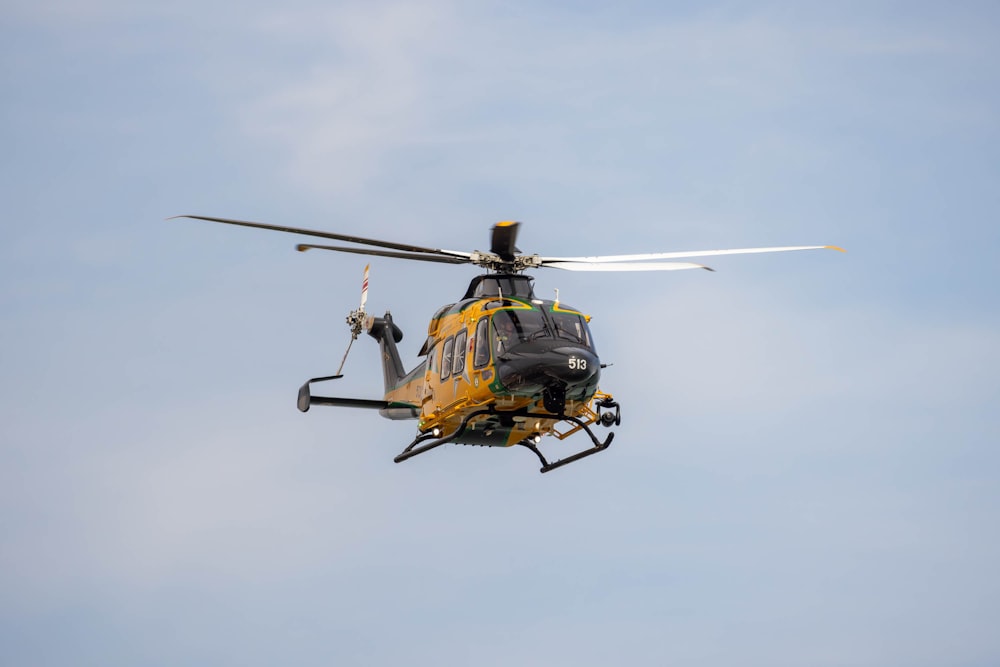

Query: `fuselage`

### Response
(376, 274, 602, 446)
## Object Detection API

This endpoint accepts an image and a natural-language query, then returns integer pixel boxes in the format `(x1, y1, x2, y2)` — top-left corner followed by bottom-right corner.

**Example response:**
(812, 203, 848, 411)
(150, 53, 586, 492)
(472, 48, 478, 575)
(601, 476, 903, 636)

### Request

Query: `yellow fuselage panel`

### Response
(420, 301, 495, 419)
(383, 364, 425, 410)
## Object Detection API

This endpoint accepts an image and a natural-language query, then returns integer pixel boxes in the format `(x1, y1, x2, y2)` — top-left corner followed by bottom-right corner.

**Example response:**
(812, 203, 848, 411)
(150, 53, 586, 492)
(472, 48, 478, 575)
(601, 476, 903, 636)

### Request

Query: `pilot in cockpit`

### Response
(495, 317, 516, 353)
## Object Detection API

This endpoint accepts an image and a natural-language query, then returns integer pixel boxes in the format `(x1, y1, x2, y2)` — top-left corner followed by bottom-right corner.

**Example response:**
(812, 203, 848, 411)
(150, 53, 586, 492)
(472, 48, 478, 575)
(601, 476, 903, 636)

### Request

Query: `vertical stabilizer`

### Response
(366, 311, 406, 393)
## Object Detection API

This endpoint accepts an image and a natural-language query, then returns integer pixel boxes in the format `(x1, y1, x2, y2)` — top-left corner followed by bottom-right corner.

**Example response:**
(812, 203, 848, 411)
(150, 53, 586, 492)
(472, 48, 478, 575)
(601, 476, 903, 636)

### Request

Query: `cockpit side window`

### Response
(473, 317, 490, 368)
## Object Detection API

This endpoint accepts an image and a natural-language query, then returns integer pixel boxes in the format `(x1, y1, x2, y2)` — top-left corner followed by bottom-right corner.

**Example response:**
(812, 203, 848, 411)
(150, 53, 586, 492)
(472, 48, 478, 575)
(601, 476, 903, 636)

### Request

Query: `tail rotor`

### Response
(334, 263, 370, 378)
(297, 264, 370, 411)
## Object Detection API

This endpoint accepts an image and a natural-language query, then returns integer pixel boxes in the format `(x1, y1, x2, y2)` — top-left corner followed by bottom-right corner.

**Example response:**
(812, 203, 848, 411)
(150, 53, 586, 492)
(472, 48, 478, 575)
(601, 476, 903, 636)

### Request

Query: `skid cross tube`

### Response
(516, 410, 615, 473)
(394, 408, 494, 464)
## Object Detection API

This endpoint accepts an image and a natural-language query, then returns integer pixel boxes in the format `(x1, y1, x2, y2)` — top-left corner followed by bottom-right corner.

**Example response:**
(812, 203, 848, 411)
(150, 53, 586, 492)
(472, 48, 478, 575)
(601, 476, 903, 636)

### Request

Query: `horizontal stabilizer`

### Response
(307, 396, 391, 410)
(297, 376, 390, 412)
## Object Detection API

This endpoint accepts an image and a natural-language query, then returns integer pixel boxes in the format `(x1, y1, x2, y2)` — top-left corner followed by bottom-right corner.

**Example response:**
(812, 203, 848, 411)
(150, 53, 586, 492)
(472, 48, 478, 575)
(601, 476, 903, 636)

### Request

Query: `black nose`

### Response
(547, 346, 599, 384)
(496, 344, 599, 392)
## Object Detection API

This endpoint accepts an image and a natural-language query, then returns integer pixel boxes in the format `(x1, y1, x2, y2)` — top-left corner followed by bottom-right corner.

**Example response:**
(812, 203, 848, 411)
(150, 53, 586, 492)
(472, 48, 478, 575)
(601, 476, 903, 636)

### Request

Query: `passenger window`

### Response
(428, 345, 438, 375)
(440, 337, 454, 380)
(453, 330, 467, 377)
(473, 317, 490, 368)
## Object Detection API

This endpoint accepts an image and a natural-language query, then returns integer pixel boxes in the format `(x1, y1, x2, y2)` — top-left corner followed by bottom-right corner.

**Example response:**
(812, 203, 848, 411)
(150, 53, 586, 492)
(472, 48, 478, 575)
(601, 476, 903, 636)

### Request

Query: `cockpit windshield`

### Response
(491, 310, 549, 354)
(550, 311, 594, 348)
(488, 307, 595, 355)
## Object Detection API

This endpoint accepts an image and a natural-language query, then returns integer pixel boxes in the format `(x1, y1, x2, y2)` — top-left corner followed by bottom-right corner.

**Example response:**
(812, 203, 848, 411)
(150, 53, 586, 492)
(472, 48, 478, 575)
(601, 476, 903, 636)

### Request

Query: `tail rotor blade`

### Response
(360, 264, 369, 312)
(333, 336, 355, 378)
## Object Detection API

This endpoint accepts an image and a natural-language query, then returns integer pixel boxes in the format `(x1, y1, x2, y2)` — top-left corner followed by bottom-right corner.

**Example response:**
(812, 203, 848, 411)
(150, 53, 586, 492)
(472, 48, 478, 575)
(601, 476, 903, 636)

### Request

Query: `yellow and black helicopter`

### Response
(175, 215, 842, 473)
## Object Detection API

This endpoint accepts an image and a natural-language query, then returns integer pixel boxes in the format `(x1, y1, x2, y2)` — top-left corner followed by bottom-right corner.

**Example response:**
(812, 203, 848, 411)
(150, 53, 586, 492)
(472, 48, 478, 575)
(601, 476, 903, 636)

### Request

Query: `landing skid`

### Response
(394, 404, 617, 474)
(517, 412, 614, 473)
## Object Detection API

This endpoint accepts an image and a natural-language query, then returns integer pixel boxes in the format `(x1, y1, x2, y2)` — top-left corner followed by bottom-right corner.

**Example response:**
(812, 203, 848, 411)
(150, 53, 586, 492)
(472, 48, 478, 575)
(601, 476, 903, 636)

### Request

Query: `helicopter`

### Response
(174, 214, 843, 473)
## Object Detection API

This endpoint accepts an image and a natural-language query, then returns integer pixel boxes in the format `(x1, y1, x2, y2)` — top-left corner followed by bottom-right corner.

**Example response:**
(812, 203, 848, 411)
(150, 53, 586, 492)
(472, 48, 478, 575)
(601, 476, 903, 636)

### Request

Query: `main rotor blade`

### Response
(540, 245, 845, 264)
(544, 261, 713, 272)
(171, 214, 471, 258)
(296, 243, 471, 264)
(491, 221, 521, 261)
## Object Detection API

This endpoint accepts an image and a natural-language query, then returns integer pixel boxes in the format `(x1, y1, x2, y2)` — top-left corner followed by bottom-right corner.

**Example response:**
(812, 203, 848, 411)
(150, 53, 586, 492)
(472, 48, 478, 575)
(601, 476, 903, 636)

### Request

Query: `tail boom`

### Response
(367, 312, 423, 419)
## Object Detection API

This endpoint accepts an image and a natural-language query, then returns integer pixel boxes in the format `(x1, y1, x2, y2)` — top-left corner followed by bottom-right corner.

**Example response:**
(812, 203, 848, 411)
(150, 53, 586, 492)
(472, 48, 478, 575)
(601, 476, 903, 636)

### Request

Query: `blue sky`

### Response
(2, 1, 999, 665)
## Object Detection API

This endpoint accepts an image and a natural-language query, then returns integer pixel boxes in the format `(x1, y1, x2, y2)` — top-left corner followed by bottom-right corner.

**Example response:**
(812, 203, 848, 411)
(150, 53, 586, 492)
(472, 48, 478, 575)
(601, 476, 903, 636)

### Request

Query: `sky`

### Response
(2, 1, 999, 665)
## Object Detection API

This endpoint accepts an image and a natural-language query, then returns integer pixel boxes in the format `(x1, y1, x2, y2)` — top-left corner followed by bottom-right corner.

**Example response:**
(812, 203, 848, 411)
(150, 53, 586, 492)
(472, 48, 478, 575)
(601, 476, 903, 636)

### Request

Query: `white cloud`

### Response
(235, 1, 459, 194)
(224, 2, 980, 220)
